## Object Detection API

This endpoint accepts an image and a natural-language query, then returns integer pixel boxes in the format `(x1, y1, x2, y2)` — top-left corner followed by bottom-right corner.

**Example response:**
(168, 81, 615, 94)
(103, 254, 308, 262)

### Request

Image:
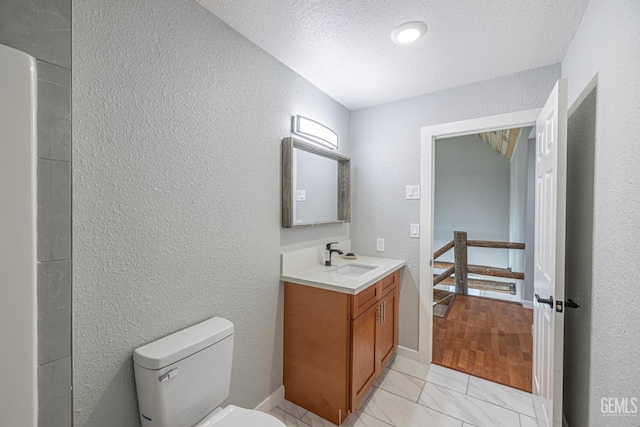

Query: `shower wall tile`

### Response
(38, 356, 72, 427)
(0, 0, 71, 69)
(37, 160, 71, 261)
(38, 260, 71, 364)
(37, 61, 71, 161)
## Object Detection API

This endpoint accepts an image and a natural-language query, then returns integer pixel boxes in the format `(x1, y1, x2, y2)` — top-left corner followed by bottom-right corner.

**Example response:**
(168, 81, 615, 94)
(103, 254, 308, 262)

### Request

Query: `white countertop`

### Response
(280, 255, 406, 295)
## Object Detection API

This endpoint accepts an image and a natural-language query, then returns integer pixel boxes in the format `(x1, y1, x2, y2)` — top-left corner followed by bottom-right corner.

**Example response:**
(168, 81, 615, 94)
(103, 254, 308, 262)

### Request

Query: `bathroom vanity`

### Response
(281, 253, 404, 425)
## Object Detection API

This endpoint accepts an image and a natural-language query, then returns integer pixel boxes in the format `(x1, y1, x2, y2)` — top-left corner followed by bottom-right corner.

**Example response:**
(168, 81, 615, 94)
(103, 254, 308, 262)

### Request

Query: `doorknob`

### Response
(535, 294, 554, 308)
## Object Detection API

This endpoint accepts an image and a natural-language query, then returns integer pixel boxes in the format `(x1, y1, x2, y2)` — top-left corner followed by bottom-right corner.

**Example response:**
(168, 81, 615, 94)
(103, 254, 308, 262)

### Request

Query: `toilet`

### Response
(133, 317, 285, 427)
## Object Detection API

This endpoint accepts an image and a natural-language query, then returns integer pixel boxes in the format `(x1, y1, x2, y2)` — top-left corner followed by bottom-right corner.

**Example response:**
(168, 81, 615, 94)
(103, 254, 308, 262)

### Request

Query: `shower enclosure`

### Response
(0, 43, 38, 425)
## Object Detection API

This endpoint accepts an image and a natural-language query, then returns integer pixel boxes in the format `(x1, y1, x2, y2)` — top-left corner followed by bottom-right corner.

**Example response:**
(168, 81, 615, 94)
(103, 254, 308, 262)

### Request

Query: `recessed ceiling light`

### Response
(391, 21, 428, 45)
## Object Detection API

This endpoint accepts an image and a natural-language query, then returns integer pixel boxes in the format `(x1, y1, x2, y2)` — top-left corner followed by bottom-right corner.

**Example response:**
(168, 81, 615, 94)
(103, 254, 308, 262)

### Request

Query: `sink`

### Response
(330, 264, 377, 277)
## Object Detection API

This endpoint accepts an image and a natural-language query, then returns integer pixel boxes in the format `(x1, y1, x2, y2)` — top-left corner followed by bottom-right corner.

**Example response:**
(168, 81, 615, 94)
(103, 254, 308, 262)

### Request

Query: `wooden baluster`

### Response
(453, 231, 468, 295)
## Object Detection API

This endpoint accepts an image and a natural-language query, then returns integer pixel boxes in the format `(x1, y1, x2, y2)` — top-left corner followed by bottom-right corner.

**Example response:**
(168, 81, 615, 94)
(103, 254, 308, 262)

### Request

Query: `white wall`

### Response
(508, 129, 529, 300)
(561, 0, 640, 426)
(350, 64, 561, 350)
(524, 138, 536, 304)
(72, 1, 350, 425)
(434, 134, 510, 269)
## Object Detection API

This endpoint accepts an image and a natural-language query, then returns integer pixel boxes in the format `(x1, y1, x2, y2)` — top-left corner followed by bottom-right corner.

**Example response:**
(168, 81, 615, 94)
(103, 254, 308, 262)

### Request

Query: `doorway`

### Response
(418, 109, 541, 366)
(428, 126, 535, 391)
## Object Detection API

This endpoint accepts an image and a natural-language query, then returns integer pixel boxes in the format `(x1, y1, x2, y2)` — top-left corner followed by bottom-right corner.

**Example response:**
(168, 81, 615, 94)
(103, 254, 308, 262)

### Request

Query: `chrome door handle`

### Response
(535, 294, 554, 308)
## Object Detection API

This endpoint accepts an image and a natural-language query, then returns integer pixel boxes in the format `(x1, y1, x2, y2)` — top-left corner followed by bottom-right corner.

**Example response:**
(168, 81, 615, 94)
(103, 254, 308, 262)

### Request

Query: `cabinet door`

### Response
(351, 302, 380, 408)
(377, 288, 398, 368)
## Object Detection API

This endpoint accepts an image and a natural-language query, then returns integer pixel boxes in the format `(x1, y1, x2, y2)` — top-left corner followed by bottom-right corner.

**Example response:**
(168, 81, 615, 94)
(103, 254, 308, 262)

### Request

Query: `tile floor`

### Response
(268, 356, 538, 427)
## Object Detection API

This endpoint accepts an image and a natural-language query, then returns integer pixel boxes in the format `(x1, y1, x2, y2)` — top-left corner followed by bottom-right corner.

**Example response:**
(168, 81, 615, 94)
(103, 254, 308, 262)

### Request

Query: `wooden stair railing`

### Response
(433, 266, 455, 286)
(432, 231, 525, 296)
(433, 261, 525, 281)
(432, 240, 455, 289)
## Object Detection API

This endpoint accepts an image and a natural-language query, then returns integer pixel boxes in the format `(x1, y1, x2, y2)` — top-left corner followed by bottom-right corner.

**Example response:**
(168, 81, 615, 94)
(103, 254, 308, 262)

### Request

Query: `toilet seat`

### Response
(195, 405, 285, 427)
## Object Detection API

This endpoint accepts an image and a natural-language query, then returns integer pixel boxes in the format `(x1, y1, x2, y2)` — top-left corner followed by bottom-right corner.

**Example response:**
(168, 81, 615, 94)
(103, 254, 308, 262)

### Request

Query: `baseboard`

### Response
(563, 412, 569, 427)
(254, 385, 284, 413)
(523, 300, 534, 310)
(396, 345, 420, 361)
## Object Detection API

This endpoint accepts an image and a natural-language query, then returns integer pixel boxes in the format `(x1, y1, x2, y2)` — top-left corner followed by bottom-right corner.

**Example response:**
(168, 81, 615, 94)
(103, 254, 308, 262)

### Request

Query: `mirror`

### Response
(282, 137, 350, 228)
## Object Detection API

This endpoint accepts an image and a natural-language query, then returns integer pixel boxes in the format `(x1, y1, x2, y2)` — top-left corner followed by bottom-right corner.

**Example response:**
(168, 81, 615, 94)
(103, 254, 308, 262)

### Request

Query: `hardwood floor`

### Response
(432, 295, 533, 392)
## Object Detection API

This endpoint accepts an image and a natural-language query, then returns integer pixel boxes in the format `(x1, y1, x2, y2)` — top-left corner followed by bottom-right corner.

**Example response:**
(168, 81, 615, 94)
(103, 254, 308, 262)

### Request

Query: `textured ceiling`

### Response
(197, 0, 590, 110)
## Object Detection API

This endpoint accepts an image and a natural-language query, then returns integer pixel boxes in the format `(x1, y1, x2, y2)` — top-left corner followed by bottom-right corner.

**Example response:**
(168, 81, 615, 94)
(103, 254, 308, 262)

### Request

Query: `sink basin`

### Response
(330, 264, 377, 277)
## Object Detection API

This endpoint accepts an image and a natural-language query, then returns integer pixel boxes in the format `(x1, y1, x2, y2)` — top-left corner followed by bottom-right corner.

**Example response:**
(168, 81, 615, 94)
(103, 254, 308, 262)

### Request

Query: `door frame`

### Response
(418, 108, 542, 364)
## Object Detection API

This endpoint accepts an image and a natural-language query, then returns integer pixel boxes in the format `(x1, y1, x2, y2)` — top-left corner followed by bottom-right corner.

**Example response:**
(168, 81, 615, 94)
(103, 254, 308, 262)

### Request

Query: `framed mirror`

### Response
(282, 137, 350, 228)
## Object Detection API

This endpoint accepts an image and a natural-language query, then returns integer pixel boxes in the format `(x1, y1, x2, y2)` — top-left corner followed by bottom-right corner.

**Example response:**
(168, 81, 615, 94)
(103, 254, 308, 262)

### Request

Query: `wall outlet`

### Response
(376, 238, 385, 252)
(406, 185, 420, 200)
(410, 224, 420, 238)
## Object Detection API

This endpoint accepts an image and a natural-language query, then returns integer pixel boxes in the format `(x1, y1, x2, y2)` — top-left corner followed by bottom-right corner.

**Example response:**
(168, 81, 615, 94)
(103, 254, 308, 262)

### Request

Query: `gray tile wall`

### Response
(0, 1, 72, 426)
(0, 0, 71, 69)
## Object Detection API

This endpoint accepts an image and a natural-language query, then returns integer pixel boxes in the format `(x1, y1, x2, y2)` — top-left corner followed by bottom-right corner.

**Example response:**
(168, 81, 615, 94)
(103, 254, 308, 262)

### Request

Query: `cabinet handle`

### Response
(376, 304, 382, 324)
(382, 301, 386, 323)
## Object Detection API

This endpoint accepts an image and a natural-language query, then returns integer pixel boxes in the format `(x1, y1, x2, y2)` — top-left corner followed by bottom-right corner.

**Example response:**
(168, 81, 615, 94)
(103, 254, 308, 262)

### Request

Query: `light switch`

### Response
(376, 238, 385, 252)
(406, 185, 420, 200)
(296, 190, 306, 201)
(410, 224, 420, 238)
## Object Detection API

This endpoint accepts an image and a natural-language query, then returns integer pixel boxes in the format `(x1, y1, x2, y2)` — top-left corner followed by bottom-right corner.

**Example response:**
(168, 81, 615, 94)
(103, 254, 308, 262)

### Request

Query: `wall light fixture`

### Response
(291, 115, 338, 150)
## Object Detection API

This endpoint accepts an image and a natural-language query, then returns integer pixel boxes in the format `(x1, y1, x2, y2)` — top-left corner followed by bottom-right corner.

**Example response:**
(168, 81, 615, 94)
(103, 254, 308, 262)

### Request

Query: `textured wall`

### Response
(349, 64, 561, 350)
(434, 135, 510, 269)
(562, 0, 640, 425)
(72, 1, 350, 426)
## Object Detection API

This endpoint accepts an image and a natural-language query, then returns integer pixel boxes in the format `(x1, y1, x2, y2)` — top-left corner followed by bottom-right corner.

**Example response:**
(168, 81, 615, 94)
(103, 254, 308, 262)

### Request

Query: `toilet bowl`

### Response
(194, 406, 283, 427)
(133, 317, 284, 427)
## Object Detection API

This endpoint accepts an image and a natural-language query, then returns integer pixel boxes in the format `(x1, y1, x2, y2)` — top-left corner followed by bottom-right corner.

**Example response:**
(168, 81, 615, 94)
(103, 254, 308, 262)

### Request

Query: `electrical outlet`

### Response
(376, 238, 385, 252)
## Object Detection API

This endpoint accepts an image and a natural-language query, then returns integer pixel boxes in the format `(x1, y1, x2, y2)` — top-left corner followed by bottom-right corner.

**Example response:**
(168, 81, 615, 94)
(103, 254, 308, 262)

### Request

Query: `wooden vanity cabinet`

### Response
(283, 270, 399, 425)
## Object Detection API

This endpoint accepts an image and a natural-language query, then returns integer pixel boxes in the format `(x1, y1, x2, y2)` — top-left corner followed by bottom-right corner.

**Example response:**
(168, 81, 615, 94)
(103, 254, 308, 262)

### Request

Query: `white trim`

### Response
(254, 385, 284, 413)
(396, 345, 420, 361)
(418, 108, 542, 364)
(523, 300, 534, 310)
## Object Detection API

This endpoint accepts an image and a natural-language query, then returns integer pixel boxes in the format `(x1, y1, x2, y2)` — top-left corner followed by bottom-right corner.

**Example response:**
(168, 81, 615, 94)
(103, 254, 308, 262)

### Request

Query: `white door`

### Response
(533, 79, 568, 427)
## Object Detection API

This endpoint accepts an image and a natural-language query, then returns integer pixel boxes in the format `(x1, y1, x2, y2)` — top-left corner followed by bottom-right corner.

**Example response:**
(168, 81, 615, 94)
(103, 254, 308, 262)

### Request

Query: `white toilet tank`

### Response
(133, 317, 234, 427)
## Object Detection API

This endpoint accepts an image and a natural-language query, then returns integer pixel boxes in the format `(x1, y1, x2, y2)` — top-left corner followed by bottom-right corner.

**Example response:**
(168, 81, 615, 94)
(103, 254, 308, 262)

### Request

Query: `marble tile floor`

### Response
(268, 355, 538, 427)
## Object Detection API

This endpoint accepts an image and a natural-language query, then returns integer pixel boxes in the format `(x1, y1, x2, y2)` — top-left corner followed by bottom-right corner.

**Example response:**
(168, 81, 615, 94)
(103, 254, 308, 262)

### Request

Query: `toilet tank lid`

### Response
(133, 317, 234, 370)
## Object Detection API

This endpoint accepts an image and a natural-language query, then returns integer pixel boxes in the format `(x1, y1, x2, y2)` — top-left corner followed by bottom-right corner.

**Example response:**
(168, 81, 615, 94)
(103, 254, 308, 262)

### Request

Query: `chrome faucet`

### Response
(325, 242, 344, 266)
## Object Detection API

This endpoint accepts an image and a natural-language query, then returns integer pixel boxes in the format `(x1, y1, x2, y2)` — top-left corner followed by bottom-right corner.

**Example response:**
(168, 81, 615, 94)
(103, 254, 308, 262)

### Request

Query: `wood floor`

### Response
(432, 295, 533, 392)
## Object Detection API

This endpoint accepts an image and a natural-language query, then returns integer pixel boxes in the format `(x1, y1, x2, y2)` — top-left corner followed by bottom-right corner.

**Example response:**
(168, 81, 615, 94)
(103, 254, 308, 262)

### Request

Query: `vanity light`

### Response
(291, 115, 338, 150)
(391, 21, 428, 45)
